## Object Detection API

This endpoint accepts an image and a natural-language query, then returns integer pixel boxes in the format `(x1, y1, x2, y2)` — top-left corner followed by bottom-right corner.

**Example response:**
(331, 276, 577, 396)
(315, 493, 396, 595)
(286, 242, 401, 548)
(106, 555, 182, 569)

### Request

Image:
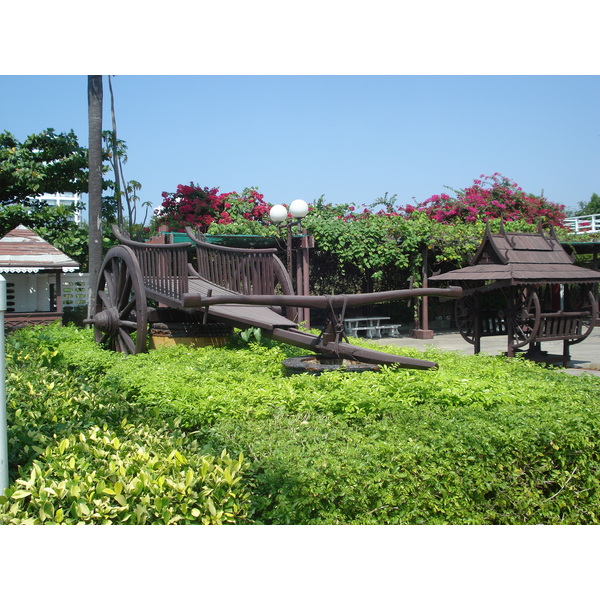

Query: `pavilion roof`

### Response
(430, 224, 600, 285)
(0, 225, 79, 273)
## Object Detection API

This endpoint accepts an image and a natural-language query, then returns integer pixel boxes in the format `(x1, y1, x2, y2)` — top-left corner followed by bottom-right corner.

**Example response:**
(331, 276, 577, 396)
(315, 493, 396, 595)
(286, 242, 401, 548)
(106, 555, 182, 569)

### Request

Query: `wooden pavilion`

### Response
(430, 223, 600, 366)
(0, 225, 79, 330)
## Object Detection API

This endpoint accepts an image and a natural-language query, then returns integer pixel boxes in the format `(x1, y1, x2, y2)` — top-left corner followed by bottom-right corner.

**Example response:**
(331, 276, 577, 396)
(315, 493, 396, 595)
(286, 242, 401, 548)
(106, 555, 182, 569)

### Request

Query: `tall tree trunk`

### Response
(87, 75, 103, 318)
(108, 75, 124, 230)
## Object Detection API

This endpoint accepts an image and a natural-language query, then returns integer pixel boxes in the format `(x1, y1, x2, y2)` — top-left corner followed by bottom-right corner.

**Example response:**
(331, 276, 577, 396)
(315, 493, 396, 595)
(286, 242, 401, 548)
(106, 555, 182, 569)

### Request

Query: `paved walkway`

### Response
(372, 328, 600, 376)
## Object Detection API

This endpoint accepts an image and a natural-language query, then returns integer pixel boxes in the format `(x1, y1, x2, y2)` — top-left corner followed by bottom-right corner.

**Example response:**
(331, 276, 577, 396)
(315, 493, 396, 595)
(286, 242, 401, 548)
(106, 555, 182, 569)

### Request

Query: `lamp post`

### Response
(269, 199, 313, 329)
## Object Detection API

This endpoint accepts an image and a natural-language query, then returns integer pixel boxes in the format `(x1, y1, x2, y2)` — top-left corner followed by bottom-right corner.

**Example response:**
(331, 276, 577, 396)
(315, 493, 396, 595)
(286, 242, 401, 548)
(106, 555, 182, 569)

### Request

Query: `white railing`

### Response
(563, 214, 600, 234)
(62, 273, 89, 308)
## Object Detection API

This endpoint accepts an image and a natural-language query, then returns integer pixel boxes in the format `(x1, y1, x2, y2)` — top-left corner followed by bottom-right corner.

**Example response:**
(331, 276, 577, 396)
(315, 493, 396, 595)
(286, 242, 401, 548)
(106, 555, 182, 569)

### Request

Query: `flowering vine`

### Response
(155, 184, 271, 233)
(414, 173, 566, 227)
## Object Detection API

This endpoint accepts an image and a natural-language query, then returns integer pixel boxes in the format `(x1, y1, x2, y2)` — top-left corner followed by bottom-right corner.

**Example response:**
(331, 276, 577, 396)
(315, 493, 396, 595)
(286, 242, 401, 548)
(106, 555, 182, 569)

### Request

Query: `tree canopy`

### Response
(0, 128, 88, 206)
(0, 128, 92, 268)
(576, 193, 600, 216)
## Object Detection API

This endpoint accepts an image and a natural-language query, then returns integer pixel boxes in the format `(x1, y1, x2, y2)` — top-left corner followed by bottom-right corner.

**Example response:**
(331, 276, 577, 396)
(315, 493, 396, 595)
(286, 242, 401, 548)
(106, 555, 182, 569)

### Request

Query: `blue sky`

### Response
(1, 75, 599, 217)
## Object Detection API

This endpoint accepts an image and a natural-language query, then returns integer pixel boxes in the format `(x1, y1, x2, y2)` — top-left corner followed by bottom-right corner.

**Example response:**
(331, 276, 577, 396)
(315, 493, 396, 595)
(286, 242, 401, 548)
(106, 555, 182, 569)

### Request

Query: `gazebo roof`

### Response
(430, 224, 600, 285)
(0, 225, 79, 273)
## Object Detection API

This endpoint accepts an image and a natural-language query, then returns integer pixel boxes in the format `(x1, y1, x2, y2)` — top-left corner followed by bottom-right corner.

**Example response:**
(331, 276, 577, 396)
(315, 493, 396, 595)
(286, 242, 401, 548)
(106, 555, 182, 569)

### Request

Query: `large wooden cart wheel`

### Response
(510, 286, 541, 349)
(455, 295, 477, 344)
(568, 288, 598, 344)
(91, 246, 148, 355)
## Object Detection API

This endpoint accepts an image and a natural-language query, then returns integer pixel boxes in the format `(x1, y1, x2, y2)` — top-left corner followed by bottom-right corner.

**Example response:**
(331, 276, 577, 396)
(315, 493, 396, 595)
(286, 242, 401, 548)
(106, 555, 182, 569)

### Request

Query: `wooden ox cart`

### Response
(86, 226, 462, 370)
(430, 224, 600, 367)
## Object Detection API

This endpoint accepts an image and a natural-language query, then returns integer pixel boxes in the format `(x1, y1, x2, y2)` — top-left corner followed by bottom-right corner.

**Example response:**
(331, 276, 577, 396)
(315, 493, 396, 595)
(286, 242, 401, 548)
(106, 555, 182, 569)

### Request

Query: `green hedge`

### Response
(1, 426, 249, 525)
(0, 325, 251, 524)
(207, 405, 600, 524)
(94, 335, 599, 421)
(2, 324, 600, 524)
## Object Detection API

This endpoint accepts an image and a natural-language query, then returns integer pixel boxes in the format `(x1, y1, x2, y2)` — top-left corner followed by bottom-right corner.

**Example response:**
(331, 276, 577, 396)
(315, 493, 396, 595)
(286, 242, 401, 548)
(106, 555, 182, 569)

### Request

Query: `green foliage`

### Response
(207, 219, 278, 237)
(87, 333, 600, 424)
(575, 192, 600, 217)
(303, 203, 556, 293)
(0, 428, 249, 525)
(4, 323, 600, 525)
(210, 402, 600, 524)
(302, 202, 424, 295)
(0, 201, 89, 267)
(0, 324, 252, 524)
(10, 322, 121, 379)
(305, 212, 416, 281)
(0, 129, 88, 206)
(239, 327, 263, 343)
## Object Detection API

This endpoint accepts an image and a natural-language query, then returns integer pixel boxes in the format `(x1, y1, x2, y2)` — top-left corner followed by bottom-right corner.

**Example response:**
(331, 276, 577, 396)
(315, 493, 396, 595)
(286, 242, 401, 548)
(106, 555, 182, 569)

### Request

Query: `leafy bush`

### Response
(1, 325, 252, 524)
(92, 336, 600, 424)
(5, 322, 119, 382)
(1, 425, 249, 525)
(3, 325, 600, 524)
(208, 402, 600, 524)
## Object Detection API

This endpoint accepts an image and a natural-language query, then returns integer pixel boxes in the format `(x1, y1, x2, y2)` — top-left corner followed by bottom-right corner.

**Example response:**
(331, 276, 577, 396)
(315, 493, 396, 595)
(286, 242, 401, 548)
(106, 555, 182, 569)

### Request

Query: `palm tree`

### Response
(87, 75, 103, 316)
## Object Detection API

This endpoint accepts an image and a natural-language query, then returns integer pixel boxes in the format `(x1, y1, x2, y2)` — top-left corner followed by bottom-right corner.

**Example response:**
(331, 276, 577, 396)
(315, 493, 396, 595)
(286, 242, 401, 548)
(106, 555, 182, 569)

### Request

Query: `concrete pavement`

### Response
(372, 327, 600, 376)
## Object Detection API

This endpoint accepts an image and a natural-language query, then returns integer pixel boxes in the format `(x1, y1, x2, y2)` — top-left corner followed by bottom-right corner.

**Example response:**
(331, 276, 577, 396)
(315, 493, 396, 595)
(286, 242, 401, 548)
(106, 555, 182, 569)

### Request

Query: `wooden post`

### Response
(422, 245, 429, 332)
(302, 235, 311, 330)
(295, 230, 304, 326)
(285, 223, 298, 323)
(55, 271, 63, 313)
(473, 294, 481, 354)
(410, 244, 435, 339)
(506, 286, 515, 357)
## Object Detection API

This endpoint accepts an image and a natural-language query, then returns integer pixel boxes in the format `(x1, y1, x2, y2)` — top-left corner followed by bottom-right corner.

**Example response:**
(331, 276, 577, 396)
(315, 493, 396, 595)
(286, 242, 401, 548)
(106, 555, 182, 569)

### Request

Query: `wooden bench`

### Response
(524, 311, 594, 367)
(537, 311, 589, 341)
(479, 311, 507, 337)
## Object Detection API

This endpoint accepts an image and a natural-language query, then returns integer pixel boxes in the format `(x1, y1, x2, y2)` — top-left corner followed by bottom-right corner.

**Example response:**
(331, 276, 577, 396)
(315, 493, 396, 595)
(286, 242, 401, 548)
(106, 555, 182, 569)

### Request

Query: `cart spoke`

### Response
(119, 320, 138, 329)
(97, 289, 111, 309)
(118, 276, 133, 312)
(118, 329, 136, 354)
(105, 265, 117, 301)
(119, 298, 136, 319)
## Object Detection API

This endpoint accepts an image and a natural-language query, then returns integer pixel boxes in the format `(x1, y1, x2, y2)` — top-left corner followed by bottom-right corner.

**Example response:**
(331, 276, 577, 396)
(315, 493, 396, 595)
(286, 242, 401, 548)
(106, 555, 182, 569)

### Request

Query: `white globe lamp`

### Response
(269, 204, 288, 224)
(289, 199, 309, 219)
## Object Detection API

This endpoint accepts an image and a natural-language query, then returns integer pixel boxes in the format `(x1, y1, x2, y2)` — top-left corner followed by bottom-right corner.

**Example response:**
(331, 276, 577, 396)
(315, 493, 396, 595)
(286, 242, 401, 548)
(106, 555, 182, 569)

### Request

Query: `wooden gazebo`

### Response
(0, 225, 79, 330)
(430, 223, 600, 366)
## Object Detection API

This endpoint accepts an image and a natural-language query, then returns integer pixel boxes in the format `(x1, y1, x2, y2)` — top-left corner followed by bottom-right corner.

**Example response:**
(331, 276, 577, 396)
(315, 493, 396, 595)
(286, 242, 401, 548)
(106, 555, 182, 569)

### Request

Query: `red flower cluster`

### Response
(156, 184, 270, 232)
(416, 174, 566, 227)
